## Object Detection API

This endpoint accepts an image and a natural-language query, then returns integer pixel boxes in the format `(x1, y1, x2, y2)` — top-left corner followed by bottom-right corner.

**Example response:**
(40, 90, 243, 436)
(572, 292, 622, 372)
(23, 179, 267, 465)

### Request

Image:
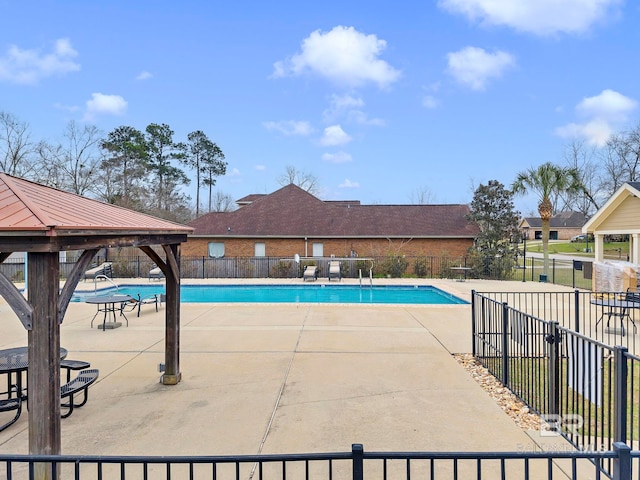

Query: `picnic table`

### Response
(0, 346, 68, 400)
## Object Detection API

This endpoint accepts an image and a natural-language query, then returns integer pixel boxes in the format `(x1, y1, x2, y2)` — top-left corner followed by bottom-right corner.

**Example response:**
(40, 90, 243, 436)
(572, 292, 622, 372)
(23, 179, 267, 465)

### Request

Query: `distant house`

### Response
(185, 184, 479, 260)
(519, 211, 587, 241)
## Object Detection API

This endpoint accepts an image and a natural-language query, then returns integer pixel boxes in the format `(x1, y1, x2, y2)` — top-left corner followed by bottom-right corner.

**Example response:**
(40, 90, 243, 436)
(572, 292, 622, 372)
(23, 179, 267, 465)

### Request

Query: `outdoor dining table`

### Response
(0, 346, 68, 400)
(450, 266, 472, 282)
(86, 294, 134, 330)
(590, 297, 640, 336)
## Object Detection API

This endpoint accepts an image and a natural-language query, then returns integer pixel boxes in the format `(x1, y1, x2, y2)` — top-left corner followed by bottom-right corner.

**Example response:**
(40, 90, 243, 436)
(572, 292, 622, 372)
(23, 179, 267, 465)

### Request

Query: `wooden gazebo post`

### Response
(27, 253, 62, 477)
(161, 243, 181, 385)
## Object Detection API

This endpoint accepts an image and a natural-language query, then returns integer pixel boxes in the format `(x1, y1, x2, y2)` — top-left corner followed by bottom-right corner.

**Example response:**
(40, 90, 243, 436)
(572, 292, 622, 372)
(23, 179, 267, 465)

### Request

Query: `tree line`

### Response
(0, 111, 229, 222)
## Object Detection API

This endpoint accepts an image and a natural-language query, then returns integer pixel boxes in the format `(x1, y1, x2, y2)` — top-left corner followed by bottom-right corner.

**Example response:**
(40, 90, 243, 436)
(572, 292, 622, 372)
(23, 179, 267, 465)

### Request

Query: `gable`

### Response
(596, 195, 640, 233)
(584, 182, 640, 234)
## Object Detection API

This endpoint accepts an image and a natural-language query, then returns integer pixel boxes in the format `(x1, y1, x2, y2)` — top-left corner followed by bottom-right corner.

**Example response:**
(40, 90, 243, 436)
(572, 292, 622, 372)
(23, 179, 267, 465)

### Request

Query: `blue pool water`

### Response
(73, 284, 466, 305)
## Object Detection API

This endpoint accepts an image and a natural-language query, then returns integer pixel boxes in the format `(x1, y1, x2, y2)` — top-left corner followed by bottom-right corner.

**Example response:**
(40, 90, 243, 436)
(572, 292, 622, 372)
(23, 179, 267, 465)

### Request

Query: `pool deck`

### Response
(0, 278, 578, 460)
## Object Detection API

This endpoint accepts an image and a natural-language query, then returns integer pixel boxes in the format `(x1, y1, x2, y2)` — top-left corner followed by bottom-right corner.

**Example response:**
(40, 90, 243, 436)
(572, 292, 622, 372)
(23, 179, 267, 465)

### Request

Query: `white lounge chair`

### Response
(303, 265, 318, 281)
(84, 262, 112, 281)
(328, 261, 341, 281)
(149, 265, 164, 281)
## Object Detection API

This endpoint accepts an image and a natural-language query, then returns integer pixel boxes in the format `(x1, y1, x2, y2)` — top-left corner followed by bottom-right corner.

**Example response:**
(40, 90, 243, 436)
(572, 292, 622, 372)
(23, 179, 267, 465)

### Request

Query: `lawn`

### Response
(527, 241, 629, 260)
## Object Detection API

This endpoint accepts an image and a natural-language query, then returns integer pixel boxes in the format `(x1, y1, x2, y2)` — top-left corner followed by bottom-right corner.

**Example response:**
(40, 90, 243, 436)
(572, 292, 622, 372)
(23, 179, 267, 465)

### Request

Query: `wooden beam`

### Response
(162, 244, 181, 284)
(58, 249, 98, 322)
(138, 246, 167, 274)
(27, 252, 62, 476)
(0, 265, 33, 330)
(0, 234, 188, 253)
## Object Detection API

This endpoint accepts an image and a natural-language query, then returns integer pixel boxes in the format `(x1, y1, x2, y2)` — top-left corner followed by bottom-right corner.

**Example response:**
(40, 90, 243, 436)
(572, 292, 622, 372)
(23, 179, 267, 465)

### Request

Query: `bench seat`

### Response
(60, 359, 91, 382)
(0, 397, 22, 432)
(61, 369, 99, 418)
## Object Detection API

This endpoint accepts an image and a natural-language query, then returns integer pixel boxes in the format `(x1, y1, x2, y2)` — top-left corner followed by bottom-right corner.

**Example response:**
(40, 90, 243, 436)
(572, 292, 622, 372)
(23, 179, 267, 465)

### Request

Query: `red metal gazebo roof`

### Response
(0, 173, 192, 236)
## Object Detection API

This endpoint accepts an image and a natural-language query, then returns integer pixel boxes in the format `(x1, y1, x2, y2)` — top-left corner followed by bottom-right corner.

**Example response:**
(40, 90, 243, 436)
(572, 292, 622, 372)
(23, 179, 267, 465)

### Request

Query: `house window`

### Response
(255, 242, 266, 257)
(208, 242, 225, 258)
(312, 242, 324, 257)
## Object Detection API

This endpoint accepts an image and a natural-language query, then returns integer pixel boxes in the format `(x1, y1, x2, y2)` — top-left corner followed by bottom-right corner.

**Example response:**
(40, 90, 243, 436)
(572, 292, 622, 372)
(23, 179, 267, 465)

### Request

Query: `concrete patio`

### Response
(0, 278, 577, 459)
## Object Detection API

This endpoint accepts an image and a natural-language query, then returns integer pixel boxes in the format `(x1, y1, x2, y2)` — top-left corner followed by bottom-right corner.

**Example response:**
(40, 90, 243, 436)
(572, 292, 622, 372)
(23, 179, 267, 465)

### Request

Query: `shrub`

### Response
(270, 260, 292, 278)
(379, 254, 409, 278)
(413, 256, 430, 278)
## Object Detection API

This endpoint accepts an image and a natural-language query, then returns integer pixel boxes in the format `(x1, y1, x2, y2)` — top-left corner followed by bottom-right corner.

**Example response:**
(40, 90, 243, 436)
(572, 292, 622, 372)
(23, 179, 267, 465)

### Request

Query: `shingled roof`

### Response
(189, 184, 479, 238)
(522, 211, 586, 229)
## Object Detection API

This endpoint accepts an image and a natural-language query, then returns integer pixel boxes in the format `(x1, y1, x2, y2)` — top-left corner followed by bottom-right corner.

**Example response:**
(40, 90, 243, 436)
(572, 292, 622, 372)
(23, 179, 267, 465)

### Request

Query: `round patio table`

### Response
(0, 346, 68, 400)
(86, 294, 134, 330)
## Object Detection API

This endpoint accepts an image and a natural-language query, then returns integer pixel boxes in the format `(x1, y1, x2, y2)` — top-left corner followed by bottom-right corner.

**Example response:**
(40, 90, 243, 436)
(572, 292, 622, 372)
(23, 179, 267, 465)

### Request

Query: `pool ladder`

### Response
(359, 268, 373, 288)
(93, 275, 119, 294)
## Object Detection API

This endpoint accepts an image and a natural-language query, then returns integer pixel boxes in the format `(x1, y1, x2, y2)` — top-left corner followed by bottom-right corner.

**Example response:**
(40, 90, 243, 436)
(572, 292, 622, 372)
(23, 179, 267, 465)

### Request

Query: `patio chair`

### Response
(328, 261, 341, 281)
(149, 264, 164, 281)
(303, 265, 318, 281)
(121, 293, 164, 317)
(84, 262, 113, 281)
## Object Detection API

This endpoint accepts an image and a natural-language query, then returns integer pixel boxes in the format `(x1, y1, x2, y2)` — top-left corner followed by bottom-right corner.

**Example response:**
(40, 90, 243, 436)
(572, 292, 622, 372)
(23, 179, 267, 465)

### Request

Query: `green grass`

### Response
(527, 241, 628, 259)
(496, 355, 640, 445)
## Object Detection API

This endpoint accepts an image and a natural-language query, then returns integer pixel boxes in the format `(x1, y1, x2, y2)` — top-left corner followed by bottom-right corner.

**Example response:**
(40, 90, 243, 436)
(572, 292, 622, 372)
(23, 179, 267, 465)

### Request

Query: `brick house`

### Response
(519, 211, 587, 241)
(185, 185, 479, 264)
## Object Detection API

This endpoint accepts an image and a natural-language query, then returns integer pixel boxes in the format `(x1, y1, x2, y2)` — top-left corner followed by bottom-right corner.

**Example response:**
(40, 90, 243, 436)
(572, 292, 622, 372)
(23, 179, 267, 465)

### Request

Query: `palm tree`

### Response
(512, 162, 583, 277)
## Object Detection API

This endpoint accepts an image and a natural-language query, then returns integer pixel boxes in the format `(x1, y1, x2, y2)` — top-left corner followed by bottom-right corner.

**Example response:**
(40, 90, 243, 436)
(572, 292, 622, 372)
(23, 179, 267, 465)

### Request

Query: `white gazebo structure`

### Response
(582, 182, 640, 264)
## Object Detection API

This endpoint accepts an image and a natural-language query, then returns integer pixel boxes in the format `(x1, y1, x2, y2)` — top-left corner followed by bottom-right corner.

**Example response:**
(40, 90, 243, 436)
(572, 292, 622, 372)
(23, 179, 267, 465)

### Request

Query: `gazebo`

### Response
(0, 174, 192, 464)
(582, 181, 640, 264)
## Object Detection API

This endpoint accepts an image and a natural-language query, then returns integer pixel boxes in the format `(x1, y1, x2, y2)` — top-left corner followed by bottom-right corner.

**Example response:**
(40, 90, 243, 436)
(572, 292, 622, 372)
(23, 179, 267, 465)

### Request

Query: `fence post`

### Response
(352, 444, 364, 480)
(547, 322, 560, 418)
(613, 442, 631, 480)
(502, 302, 509, 386)
(471, 291, 476, 357)
(614, 346, 629, 444)
(574, 290, 580, 333)
(552, 258, 556, 284)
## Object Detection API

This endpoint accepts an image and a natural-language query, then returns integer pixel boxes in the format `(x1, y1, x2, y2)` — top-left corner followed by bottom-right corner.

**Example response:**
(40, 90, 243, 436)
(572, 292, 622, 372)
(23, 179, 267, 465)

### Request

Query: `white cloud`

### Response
(422, 95, 439, 109)
(255, 165, 266, 171)
(555, 89, 637, 146)
(446, 46, 515, 90)
(438, 0, 621, 36)
(576, 89, 637, 121)
(272, 26, 401, 88)
(320, 125, 352, 146)
(229, 168, 241, 176)
(263, 120, 313, 136)
(339, 178, 360, 188)
(0, 38, 80, 85)
(136, 71, 153, 81)
(84, 93, 127, 120)
(322, 151, 353, 163)
(323, 94, 385, 126)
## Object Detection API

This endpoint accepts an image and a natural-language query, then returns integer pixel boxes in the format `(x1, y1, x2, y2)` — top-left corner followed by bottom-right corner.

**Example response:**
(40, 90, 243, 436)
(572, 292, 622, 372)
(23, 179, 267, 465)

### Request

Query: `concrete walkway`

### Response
(0, 278, 577, 459)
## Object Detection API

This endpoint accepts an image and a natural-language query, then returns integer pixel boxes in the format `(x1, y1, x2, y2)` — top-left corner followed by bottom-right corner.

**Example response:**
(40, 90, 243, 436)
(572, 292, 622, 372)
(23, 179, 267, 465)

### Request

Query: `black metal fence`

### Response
(0, 443, 635, 480)
(0, 254, 594, 289)
(476, 290, 640, 354)
(472, 290, 640, 477)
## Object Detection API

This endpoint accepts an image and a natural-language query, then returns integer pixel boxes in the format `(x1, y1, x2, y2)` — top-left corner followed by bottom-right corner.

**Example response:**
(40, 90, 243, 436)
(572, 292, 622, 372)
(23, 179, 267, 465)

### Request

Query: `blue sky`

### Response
(1, 0, 638, 215)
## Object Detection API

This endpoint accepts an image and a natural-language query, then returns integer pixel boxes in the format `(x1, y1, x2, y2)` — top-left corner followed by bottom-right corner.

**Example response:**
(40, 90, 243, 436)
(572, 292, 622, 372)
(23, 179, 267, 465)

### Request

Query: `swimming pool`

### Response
(73, 284, 467, 305)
